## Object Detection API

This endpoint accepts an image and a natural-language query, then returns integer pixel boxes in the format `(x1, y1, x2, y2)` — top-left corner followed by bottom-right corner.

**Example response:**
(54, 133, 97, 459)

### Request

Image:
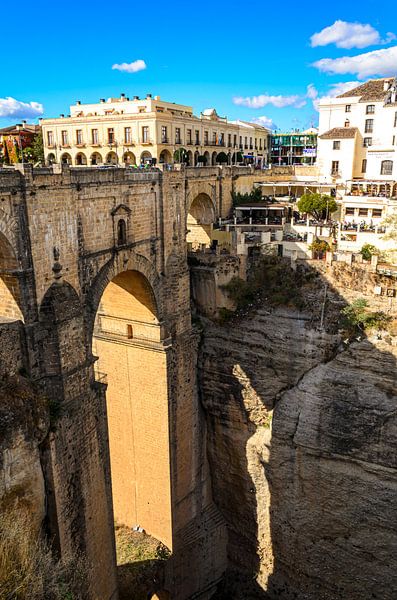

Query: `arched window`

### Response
(381, 160, 393, 175)
(117, 219, 127, 246)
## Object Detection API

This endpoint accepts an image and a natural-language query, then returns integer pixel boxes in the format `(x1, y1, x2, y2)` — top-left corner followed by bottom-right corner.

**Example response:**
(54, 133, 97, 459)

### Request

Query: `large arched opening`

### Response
(92, 269, 172, 551)
(123, 151, 136, 166)
(159, 149, 172, 164)
(75, 152, 87, 165)
(186, 193, 215, 250)
(60, 153, 72, 165)
(0, 231, 23, 322)
(91, 152, 103, 165)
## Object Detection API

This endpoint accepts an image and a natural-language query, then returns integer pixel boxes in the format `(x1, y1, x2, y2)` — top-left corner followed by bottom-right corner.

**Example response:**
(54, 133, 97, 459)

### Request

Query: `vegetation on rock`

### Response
(0, 504, 87, 599)
(340, 298, 391, 333)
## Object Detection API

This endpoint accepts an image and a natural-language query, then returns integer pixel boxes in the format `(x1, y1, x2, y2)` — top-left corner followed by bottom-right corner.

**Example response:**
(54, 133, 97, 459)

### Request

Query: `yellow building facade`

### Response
(41, 93, 271, 167)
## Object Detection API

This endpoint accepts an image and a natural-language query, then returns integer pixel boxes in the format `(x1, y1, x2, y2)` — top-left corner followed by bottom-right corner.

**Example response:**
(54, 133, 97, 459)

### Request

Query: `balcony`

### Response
(76, 143, 86, 148)
(160, 138, 169, 144)
(124, 141, 135, 146)
(91, 142, 101, 147)
(140, 139, 153, 145)
(331, 170, 341, 178)
(175, 140, 182, 145)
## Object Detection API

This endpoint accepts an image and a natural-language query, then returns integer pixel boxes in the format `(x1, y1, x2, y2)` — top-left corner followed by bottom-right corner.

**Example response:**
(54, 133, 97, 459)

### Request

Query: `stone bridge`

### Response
(0, 164, 260, 600)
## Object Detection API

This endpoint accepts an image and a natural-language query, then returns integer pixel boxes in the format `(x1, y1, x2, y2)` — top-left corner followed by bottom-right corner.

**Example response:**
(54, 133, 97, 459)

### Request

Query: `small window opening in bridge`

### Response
(127, 324, 133, 338)
(117, 219, 127, 246)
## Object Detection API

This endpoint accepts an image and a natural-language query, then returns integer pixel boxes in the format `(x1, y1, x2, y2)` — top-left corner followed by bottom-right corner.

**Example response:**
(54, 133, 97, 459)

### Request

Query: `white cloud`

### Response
(112, 59, 147, 73)
(0, 97, 44, 119)
(233, 93, 306, 109)
(308, 81, 361, 111)
(313, 45, 397, 78)
(251, 116, 276, 130)
(310, 20, 395, 49)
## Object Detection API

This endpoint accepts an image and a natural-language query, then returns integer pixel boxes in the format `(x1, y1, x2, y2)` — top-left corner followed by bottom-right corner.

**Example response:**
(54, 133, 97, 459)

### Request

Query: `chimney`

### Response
(76, 100, 81, 105)
(60, 114, 64, 118)
(120, 93, 125, 99)
(133, 95, 139, 100)
(146, 93, 152, 98)
(100, 98, 105, 103)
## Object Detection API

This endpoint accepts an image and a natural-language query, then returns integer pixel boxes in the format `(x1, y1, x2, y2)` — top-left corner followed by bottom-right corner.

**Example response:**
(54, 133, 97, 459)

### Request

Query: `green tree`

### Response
(360, 243, 379, 261)
(23, 132, 44, 164)
(297, 192, 337, 221)
(309, 238, 330, 258)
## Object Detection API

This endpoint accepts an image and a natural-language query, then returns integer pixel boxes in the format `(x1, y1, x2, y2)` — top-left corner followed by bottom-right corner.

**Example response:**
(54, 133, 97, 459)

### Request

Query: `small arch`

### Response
(159, 149, 172, 164)
(203, 151, 210, 166)
(186, 150, 193, 166)
(75, 152, 87, 166)
(47, 153, 56, 165)
(211, 151, 217, 165)
(381, 160, 393, 175)
(106, 151, 117, 165)
(60, 153, 72, 165)
(123, 151, 136, 165)
(91, 152, 103, 165)
(140, 151, 152, 164)
(194, 150, 200, 166)
(186, 193, 215, 250)
(117, 218, 127, 246)
(0, 231, 23, 322)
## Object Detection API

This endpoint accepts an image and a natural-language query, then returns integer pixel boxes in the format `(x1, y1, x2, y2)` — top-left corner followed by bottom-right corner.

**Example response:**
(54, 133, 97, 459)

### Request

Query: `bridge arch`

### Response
(186, 193, 215, 250)
(0, 231, 23, 322)
(89, 255, 172, 552)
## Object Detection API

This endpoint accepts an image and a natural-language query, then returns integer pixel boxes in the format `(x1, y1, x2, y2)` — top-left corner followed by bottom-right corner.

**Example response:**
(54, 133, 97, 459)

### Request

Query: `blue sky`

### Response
(1, 0, 397, 132)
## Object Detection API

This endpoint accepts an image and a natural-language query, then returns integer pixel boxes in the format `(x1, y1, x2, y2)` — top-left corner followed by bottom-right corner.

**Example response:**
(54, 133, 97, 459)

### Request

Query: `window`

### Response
(333, 140, 341, 150)
(61, 130, 68, 145)
(233, 134, 237, 146)
(124, 127, 131, 143)
(259, 139, 262, 150)
(244, 136, 248, 148)
(366, 105, 375, 114)
(365, 119, 374, 133)
(117, 219, 127, 246)
(363, 137, 372, 147)
(108, 128, 114, 144)
(228, 134, 232, 147)
(239, 136, 242, 147)
(161, 125, 167, 143)
(381, 160, 393, 175)
(47, 131, 54, 146)
(175, 128, 181, 144)
(358, 208, 368, 216)
(394, 112, 397, 127)
(127, 324, 133, 339)
(195, 130, 200, 144)
(187, 129, 192, 144)
(254, 137, 257, 149)
(142, 126, 149, 142)
(346, 207, 355, 215)
(362, 159, 367, 173)
(331, 160, 339, 175)
(345, 105, 351, 112)
(76, 129, 83, 145)
(344, 119, 350, 128)
(204, 130, 209, 144)
(249, 137, 253, 148)
(91, 129, 98, 144)
(372, 209, 382, 218)
(219, 133, 224, 146)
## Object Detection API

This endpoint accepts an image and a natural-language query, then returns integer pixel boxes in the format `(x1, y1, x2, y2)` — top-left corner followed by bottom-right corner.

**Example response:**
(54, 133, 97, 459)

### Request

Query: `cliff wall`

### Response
(199, 261, 397, 599)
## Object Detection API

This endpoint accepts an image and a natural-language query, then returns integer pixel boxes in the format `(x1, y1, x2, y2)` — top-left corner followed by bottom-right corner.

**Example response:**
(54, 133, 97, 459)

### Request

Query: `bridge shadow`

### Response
(197, 258, 397, 600)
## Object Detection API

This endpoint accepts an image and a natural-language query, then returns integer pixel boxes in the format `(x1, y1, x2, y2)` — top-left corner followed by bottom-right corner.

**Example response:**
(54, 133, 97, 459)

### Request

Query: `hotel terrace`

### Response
(40, 93, 271, 167)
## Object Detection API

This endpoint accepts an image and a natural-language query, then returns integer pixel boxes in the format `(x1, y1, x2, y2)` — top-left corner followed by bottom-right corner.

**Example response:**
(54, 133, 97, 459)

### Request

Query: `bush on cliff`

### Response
(340, 298, 391, 333)
(0, 503, 87, 599)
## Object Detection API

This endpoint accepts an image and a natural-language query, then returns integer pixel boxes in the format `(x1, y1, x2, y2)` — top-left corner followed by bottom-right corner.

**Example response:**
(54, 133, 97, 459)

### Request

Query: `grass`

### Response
(0, 502, 87, 600)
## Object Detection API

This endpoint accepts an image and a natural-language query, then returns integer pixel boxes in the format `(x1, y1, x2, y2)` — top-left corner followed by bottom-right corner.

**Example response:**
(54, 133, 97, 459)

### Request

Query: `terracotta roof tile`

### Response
(319, 127, 358, 139)
(337, 78, 394, 102)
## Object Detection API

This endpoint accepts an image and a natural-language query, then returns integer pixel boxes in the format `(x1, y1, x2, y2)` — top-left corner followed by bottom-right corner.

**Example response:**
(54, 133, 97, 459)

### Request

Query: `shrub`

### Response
(0, 503, 87, 599)
(309, 238, 330, 257)
(340, 298, 391, 333)
(360, 243, 379, 261)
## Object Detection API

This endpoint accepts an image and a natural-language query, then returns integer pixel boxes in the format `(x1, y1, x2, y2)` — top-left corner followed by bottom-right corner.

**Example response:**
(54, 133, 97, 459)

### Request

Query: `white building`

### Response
(317, 78, 397, 256)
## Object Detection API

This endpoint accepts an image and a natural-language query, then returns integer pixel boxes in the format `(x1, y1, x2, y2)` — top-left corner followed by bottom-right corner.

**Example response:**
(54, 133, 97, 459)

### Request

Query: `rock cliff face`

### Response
(198, 264, 397, 600)
(0, 375, 49, 533)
